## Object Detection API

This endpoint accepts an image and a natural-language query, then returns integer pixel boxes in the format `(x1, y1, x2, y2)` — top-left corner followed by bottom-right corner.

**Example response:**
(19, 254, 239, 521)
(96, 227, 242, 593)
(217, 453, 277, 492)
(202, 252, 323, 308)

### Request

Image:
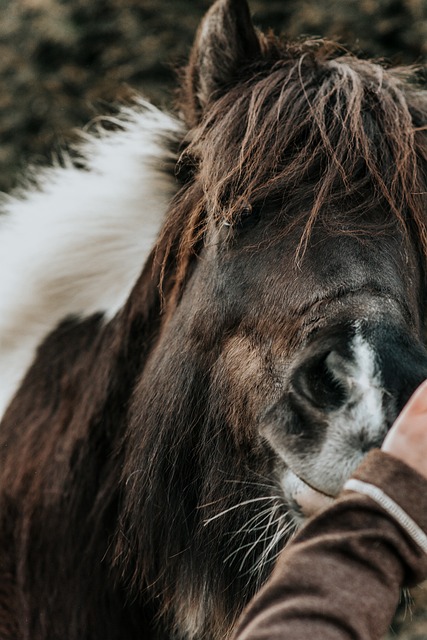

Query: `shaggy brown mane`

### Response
(162, 38, 427, 301)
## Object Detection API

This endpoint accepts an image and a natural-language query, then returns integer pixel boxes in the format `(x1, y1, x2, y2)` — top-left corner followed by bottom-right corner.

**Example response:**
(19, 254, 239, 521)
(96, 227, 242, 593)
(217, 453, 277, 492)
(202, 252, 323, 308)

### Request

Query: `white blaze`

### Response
(282, 327, 387, 516)
(0, 101, 182, 419)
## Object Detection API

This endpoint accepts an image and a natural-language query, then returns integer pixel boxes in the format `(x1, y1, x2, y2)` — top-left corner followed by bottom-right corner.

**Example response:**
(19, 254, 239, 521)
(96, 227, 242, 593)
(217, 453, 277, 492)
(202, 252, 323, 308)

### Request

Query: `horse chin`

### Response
(282, 468, 336, 523)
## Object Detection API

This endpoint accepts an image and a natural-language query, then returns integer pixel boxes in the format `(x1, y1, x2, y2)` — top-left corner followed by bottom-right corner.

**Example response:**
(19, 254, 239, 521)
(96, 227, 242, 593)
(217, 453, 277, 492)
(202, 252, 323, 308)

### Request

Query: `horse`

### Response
(1, 0, 427, 638)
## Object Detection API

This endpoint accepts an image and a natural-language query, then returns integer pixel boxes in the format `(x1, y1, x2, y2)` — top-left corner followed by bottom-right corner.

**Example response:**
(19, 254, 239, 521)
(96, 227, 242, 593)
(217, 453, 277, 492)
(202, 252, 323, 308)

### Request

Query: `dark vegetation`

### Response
(0, 0, 426, 192)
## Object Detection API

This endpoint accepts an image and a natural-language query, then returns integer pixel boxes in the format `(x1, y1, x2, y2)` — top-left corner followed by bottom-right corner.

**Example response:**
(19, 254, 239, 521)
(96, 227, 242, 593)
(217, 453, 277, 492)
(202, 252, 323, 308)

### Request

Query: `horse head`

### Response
(117, 2, 427, 636)
(161, 0, 427, 513)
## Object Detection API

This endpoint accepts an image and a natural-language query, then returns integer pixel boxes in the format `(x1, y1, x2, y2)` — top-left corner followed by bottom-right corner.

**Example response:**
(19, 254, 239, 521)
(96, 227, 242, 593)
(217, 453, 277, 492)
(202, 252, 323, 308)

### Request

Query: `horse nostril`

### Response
(291, 350, 348, 412)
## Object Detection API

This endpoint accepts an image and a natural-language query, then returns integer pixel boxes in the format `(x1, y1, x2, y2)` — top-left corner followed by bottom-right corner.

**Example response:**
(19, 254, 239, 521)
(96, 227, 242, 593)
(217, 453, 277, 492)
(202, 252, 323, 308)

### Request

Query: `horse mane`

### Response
(162, 37, 427, 303)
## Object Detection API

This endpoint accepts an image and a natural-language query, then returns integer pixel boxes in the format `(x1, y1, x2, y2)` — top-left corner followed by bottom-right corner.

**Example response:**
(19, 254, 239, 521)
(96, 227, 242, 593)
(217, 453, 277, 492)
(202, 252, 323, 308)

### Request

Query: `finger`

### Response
(395, 379, 427, 420)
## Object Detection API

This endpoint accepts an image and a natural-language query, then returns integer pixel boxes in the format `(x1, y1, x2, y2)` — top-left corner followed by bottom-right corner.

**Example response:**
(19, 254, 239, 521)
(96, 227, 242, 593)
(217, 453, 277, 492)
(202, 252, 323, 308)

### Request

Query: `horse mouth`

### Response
(287, 470, 336, 518)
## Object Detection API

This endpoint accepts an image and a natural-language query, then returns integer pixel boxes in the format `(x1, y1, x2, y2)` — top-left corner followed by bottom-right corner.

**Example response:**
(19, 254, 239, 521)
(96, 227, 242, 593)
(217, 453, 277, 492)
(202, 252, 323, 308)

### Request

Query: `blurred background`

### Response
(1, 0, 427, 193)
(1, 1, 427, 638)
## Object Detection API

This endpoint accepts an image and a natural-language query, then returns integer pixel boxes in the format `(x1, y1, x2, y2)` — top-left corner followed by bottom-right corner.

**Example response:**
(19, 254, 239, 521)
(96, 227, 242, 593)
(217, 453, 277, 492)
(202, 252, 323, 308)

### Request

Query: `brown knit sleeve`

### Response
(232, 450, 427, 640)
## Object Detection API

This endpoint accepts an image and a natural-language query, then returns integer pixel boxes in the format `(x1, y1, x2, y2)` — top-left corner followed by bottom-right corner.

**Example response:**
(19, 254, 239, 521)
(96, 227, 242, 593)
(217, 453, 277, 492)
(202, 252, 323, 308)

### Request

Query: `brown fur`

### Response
(2, 1, 427, 639)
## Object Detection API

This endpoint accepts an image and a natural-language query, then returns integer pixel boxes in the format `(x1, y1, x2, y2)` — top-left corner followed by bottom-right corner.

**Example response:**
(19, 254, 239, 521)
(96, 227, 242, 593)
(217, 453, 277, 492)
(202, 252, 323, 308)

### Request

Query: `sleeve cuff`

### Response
(345, 449, 427, 540)
(344, 477, 427, 555)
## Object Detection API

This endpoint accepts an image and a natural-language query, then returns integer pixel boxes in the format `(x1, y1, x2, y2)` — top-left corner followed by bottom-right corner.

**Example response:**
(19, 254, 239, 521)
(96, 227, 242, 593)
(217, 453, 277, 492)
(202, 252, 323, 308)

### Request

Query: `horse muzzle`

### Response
(260, 318, 427, 515)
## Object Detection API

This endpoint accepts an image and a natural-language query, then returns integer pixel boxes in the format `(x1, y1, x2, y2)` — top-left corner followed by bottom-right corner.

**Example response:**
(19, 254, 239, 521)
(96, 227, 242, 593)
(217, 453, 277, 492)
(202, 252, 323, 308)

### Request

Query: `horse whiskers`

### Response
(223, 536, 269, 567)
(236, 515, 296, 594)
(221, 502, 293, 580)
(236, 508, 279, 572)
(222, 476, 277, 490)
(196, 492, 243, 509)
(253, 516, 295, 575)
(227, 505, 280, 542)
(202, 496, 280, 526)
(252, 520, 295, 573)
(222, 508, 282, 565)
(223, 480, 277, 491)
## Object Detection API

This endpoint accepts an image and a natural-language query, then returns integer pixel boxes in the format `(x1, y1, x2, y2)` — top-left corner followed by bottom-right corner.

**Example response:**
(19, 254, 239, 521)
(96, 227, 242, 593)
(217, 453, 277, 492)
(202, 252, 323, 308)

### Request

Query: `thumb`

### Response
(393, 379, 427, 423)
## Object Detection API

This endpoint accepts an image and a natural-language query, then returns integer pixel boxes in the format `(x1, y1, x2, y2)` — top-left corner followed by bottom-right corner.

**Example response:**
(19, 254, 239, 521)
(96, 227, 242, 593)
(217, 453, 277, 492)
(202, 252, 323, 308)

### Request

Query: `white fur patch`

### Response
(281, 327, 387, 508)
(309, 329, 386, 496)
(0, 100, 183, 419)
(327, 331, 385, 438)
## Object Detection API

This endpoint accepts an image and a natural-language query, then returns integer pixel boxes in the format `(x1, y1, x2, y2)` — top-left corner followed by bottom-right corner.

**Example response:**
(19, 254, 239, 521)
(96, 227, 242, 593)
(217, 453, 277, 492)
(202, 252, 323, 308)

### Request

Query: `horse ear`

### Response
(181, 0, 261, 127)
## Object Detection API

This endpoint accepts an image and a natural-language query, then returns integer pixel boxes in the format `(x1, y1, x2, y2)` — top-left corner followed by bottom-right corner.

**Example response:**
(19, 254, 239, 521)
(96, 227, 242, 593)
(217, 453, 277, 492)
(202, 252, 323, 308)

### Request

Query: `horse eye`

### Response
(236, 203, 260, 230)
(220, 203, 260, 233)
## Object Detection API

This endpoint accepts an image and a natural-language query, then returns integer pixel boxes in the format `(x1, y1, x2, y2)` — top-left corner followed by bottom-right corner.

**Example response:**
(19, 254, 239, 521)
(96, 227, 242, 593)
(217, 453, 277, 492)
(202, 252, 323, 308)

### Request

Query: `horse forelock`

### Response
(168, 38, 427, 273)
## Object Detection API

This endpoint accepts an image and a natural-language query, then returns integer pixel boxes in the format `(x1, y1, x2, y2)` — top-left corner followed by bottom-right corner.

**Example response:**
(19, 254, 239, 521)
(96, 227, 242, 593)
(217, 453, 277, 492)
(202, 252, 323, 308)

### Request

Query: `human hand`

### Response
(382, 379, 427, 480)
